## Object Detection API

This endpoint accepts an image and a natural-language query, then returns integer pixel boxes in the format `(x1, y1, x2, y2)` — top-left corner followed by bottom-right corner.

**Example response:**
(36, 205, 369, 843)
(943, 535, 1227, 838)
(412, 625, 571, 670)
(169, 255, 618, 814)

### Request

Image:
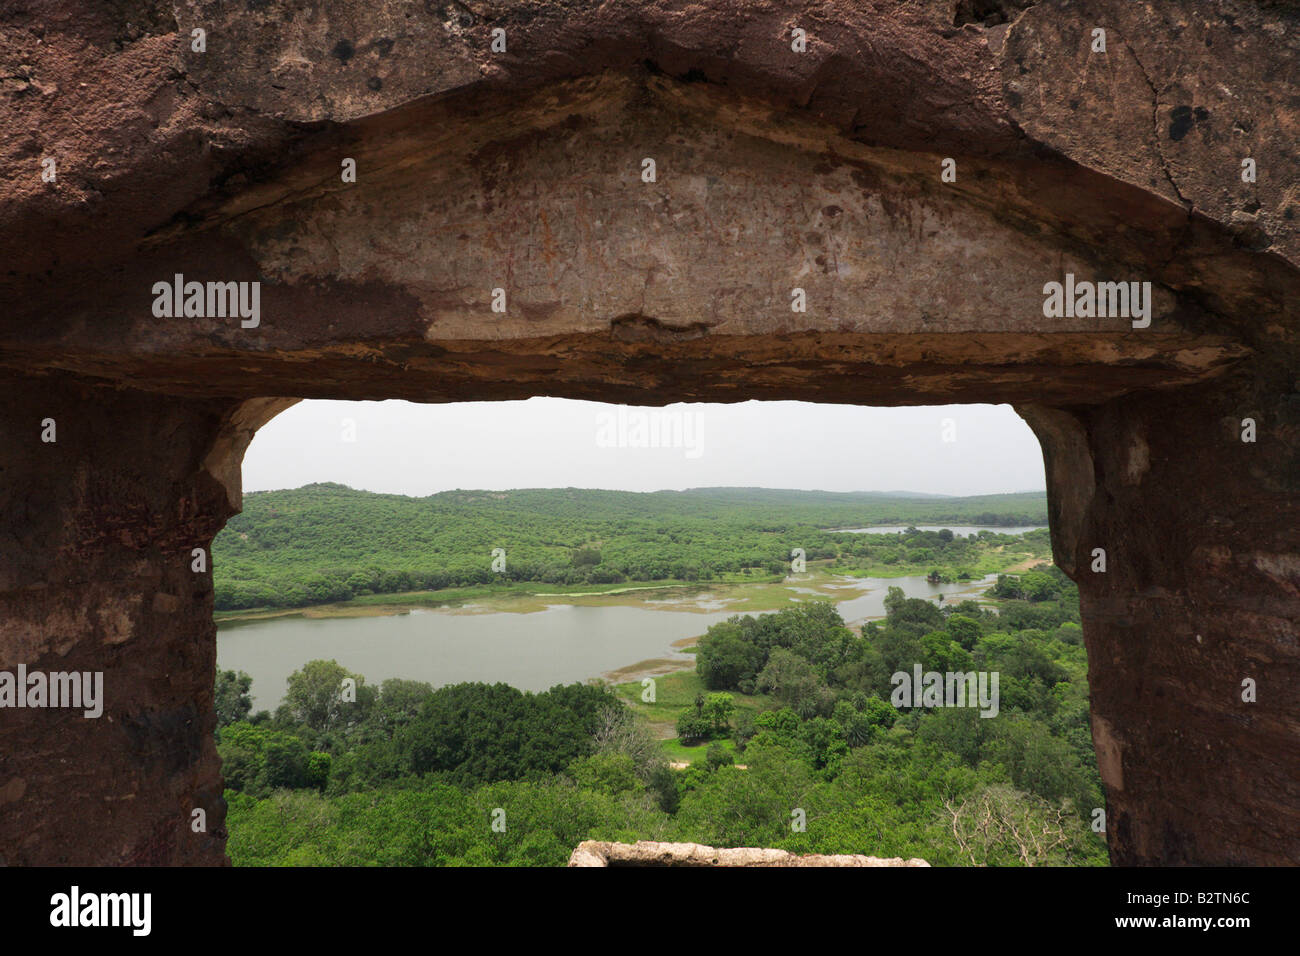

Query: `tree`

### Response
(591, 703, 663, 780)
(695, 621, 765, 690)
(798, 716, 849, 774)
(946, 615, 982, 651)
(860, 695, 897, 732)
(706, 743, 734, 771)
(366, 678, 435, 735)
(215, 669, 253, 727)
(568, 752, 640, 796)
(756, 648, 834, 717)
(305, 751, 332, 791)
(392, 681, 618, 786)
(886, 594, 946, 631)
(278, 659, 375, 733)
(1021, 570, 1060, 602)
(883, 585, 907, 617)
(676, 712, 713, 745)
(217, 723, 317, 796)
(701, 693, 735, 736)
(941, 785, 1101, 866)
(345, 570, 376, 595)
(920, 630, 973, 673)
(648, 765, 681, 813)
(674, 741, 814, 849)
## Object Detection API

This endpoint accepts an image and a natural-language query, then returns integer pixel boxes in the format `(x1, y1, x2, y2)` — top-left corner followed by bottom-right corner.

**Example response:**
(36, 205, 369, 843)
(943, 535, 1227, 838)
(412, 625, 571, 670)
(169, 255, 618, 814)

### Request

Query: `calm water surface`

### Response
(218, 573, 1000, 710)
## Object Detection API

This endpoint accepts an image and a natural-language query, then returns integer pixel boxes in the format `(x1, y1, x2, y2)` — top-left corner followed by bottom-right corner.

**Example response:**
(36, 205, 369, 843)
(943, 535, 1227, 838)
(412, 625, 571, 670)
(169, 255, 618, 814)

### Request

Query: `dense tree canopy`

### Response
(212, 485, 1047, 610)
(221, 562, 1105, 867)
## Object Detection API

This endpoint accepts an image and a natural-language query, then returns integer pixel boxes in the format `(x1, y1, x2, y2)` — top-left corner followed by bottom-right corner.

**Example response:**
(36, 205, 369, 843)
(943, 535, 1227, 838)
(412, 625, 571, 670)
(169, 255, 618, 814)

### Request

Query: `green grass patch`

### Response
(614, 668, 772, 743)
(659, 736, 739, 765)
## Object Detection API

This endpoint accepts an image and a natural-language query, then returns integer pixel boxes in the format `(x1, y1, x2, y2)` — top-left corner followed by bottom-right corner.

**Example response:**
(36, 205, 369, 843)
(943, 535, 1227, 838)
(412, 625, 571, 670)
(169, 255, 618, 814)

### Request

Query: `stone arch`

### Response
(1, 0, 1298, 865)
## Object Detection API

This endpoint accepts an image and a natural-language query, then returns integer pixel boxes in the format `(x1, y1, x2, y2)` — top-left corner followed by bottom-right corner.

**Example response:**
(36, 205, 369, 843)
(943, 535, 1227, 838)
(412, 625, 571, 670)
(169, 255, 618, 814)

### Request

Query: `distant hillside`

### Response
(213, 485, 1048, 610)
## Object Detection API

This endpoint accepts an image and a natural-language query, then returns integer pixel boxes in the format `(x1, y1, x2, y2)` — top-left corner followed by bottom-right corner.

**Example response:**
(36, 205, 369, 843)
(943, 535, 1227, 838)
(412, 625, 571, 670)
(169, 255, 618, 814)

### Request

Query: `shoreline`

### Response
(214, 548, 1051, 703)
(217, 560, 1051, 711)
(213, 546, 1049, 627)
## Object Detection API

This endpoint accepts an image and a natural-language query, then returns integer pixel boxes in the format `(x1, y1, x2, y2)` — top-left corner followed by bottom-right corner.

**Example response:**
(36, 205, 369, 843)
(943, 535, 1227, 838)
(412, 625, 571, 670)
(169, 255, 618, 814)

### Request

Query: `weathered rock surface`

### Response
(569, 841, 930, 867)
(0, 0, 1297, 865)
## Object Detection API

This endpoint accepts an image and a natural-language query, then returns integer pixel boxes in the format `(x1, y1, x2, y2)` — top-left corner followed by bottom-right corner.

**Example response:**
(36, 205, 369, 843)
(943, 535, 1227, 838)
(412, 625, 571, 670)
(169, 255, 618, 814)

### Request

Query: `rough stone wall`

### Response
(0, 375, 245, 864)
(0, 1, 1297, 865)
(1060, 374, 1300, 865)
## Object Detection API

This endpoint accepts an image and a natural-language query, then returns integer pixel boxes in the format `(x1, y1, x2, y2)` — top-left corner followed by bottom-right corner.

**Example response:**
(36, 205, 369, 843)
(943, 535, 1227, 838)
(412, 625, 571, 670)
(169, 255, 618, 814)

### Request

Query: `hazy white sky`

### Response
(240, 398, 1046, 497)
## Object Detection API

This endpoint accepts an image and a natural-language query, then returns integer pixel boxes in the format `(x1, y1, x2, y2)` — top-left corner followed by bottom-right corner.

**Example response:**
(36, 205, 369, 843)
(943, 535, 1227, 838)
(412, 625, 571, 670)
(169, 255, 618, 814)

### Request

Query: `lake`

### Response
(217, 573, 1000, 711)
(824, 573, 1001, 623)
(830, 525, 1046, 536)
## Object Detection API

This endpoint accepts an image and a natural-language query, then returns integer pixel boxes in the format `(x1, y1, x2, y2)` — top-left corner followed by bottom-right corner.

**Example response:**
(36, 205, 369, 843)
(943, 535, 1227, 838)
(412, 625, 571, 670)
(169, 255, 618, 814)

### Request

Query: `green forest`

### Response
(218, 563, 1107, 866)
(212, 484, 1048, 611)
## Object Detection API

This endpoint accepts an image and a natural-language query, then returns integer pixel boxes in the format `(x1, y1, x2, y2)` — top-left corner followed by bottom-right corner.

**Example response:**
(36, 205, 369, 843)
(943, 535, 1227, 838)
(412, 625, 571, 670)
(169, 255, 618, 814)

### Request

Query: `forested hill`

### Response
(212, 484, 1047, 610)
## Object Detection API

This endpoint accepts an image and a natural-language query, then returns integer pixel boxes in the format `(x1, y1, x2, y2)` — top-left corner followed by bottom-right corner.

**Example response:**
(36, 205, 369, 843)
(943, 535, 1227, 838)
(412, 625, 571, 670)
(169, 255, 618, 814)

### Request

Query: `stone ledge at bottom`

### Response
(568, 840, 930, 867)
